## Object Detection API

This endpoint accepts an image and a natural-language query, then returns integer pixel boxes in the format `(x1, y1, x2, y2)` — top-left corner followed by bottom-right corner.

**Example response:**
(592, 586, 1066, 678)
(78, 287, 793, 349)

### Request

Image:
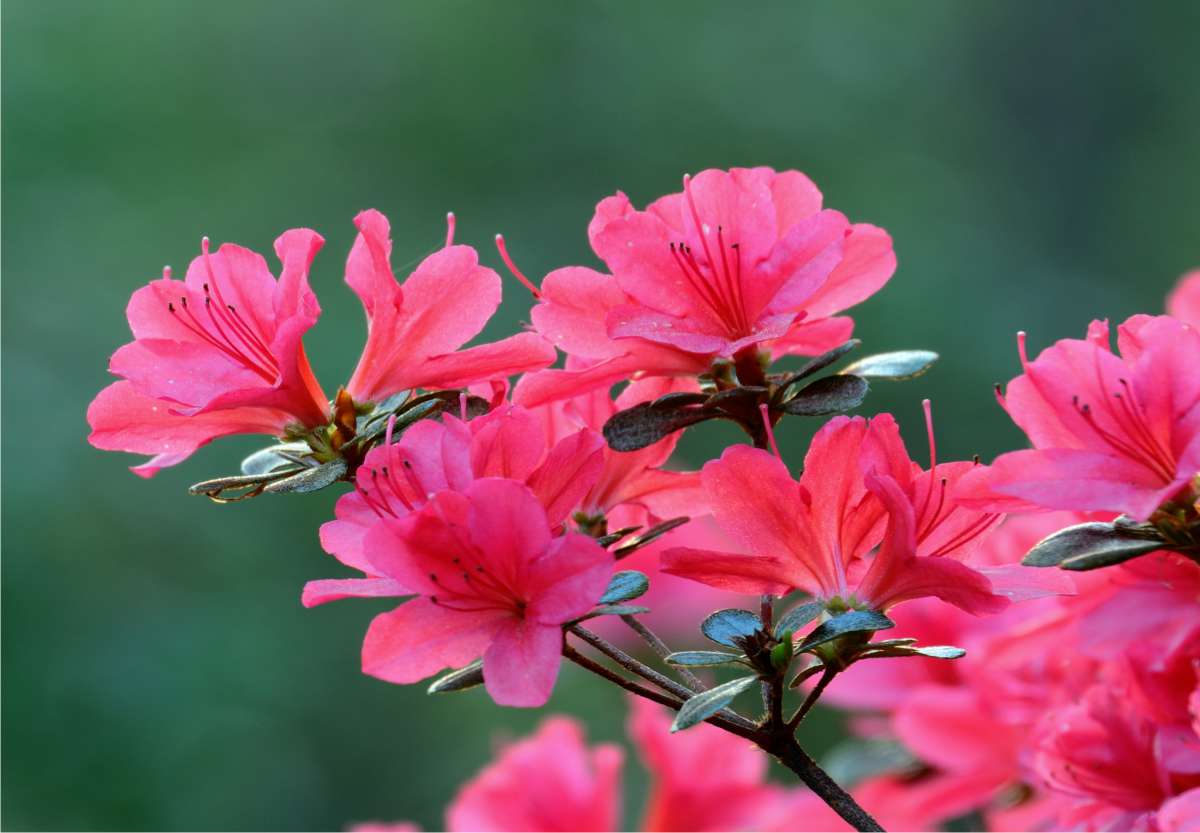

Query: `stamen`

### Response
(459, 391, 468, 422)
(162, 265, 172, 280)
(445, 212, 456, 248)
(758, 403, 781, 460)
(1017, 331, 1030, 369)
(494, 234, 541, 298)
(927, 512, 1001, 558)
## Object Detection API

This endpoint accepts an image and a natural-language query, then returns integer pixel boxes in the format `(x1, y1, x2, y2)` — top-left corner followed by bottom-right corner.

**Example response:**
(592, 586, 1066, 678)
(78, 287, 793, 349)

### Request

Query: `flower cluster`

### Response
(88, 166, 1200, 833)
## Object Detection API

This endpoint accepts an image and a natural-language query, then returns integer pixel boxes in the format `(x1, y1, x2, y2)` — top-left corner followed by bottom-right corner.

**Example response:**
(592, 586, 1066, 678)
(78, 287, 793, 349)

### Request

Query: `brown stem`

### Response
(562, 643, 760, 742)
(759, 594, 776, 719)
(765, 736, 884, 832)
(619, 614, 706, 692)
(569, 624, 696, 703)
(788, 666, 837, 730)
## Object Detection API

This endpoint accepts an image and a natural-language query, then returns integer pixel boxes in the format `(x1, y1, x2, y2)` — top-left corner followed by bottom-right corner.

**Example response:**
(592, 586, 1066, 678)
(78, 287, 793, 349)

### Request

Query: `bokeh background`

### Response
(4, 1, 1199, 829)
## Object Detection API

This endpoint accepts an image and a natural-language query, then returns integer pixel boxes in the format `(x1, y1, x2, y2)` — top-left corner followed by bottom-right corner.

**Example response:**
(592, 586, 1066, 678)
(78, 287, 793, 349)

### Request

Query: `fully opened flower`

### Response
(87, 230, 329, 476)
(515, 167, 895, 406)
(304, 404, 605, 607)
(357, 478, 613, 707)
(343, 209, 555, 405)
(662, 415, 1008, 615)
(959, 315, 1200, 520)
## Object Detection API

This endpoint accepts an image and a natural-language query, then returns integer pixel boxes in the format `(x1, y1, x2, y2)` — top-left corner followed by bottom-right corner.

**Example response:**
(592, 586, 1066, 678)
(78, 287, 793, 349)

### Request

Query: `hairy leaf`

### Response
(599, 571, 650, 604)
(665, 650, 746, 667)
(840, 350, 938, 380)
(774, 601, 825, 638)
(797, 609, 894, 653)
(782, 374, 869, 416)
(426, 661, 484, 694)
(671, 676, 759, 732)
(1022, 520, 1165, 570)
(701, 608, 763, 647)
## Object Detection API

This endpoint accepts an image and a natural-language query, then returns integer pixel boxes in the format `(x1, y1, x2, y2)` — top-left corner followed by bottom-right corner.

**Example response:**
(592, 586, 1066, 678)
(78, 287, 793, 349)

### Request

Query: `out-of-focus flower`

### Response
(358, 479, 612, 706)
(515, 167, 894, 406)
(446, 717, 623, 831)
(88, 230, 329, 476)
(959, 316, 1200, 521)
(1167, 270, 1200, 329)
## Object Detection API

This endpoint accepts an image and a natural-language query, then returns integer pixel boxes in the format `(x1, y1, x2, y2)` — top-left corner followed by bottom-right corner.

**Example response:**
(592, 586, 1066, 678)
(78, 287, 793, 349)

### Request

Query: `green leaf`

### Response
(594, 525, 642, 548)
(671, 676, 759, 732)
(774, 601, 824, 638)
(860, 644, 966, 660)
(776, 339, 861, 392)
(263, 457, 348, 494)
(770, 638, 794, 670)
(788, 662, 828, 688)
(575, 604, 651, 622)
(426, 661, 484, 694)
(241, 442, 311, 475)
(1022, 521, 1165, 571)
(700, 608, 763, 647)
(840, 350, 938, 380)
(599, 571, 650, 604)
(782, 375, 869, 416)
(602, 396, 717, 451)
(797, 609, 894, 653)
(613, 517, 689, 558)
(665, 650, 746, 667)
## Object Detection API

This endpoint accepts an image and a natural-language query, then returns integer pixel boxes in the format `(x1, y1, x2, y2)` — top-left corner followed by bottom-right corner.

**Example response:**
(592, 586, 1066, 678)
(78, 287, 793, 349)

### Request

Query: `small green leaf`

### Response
(263, 458, 348, 494)
(575, 604, 651, 622)
(864, 638, 918, 650)
(788, 662, 827, 688)
(840, 350, 938, 380)
(776, 339, 861, 393)
(426, 661, 484, 694)
(671, 675, 759, 732)
(861, 644, 966, 660)
(700, 609, 763, 647)
(797, 609, 894, 653)
(599, 571, 650, 604)
(782, 375, 869, 416)
(665, 650, 746, 667)
(613, 517, 689, 558)
(775, 601, 824, 638)
(241, 442, 311, 475)
(602, 397, 718, 451)
(770, 637, 794, 670)
(594, 525, 642, 548)
(911, 645, 966, 659)
(1022, 521, 1165, 571)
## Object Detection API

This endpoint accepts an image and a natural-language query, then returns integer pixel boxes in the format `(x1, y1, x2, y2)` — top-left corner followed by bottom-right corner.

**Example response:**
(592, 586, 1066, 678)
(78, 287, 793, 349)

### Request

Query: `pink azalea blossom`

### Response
(343, 209, 555, 404)
(959, 316, 1200, 520)
(1167, 269, 1200, 329)
(88, 230, 329, 476)
(304, 404, 605, 608)
(446, 717, 623, 832)
(356, 478, 612, 706)
(661, 414, 1009, 615)
(1034, 683, 1200, 831)
(515, 167, 894, 406)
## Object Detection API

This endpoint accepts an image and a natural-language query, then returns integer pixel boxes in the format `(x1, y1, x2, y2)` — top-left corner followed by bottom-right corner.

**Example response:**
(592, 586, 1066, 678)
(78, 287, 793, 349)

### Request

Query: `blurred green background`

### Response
(4, 0, 1199, 829)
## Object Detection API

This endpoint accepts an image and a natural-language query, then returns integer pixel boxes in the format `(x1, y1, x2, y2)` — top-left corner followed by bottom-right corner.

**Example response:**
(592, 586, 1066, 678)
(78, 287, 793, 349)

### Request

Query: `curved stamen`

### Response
(494, 234, 541, 298)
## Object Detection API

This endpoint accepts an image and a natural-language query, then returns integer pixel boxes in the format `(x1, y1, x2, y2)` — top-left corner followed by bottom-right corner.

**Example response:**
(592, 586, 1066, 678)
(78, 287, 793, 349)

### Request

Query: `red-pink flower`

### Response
(960, 315, 1200, 520)
(87, 230, 329, 476)
(661, 415, 1008, 615)
(1168, 269, 1200, 329)
(446, 717, 623, 832)
(304, 404, 605, 608)
(515, 167, 894, 406)
(357, 478, 612, 706)
(1034, 684, 1200, 831)
(343, 210, 555, 404)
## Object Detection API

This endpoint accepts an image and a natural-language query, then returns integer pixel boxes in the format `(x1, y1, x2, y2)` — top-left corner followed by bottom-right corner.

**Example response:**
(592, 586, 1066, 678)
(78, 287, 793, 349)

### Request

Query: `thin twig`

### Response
(619, 614, 706, 692)
(788, 666, 837, 730)
(767, 736, 884, 831)
(759, 594, 775, 718)
(562, 644, 760, 742)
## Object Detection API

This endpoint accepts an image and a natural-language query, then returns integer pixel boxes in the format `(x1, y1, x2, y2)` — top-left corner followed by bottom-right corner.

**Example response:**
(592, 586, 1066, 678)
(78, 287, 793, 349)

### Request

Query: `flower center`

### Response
(1071, 378, 1175, 482)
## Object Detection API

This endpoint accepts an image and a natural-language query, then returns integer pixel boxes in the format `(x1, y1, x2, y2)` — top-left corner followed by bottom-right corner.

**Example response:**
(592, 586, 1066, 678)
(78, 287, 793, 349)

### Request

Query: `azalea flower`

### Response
(88, 230, 329, 476)
(343, 209, 555, 405)
(514, 167, 894, 406)
(446, 717, 623, 832)
(304, 404, 605, 607)
(356, 478, 612, 706)
(959, 315, 1200, 520)
(661, 414, 1008, 615)
(89, 210, 556, 477)
(1168, 269, 1200, 328)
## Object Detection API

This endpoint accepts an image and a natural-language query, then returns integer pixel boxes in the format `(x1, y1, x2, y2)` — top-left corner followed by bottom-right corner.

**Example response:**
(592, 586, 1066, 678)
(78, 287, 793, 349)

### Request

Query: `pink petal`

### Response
(524, 534, 613, 625)
(405, 332, 555, 392)
(526, 429, 606, 527)
(757, 209, 847, 316)
(801, 223, 896, 320)
(769, 169, 824, 230)
(86, 381, 289, 477)
(468, 405, 547, 482)
(531, 266, 630, 359)
(318, 491, 380, 573)
(301, 577, 409, 608)
(767, 315, 856, 358)
(660, 546, 792, 596)
(1167, 270, 1200, 329)
(481, 619, 563, 707)
(361, 597, 506, 684)
(465, 479, 553, 573)
(605, 305, 728, 355)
